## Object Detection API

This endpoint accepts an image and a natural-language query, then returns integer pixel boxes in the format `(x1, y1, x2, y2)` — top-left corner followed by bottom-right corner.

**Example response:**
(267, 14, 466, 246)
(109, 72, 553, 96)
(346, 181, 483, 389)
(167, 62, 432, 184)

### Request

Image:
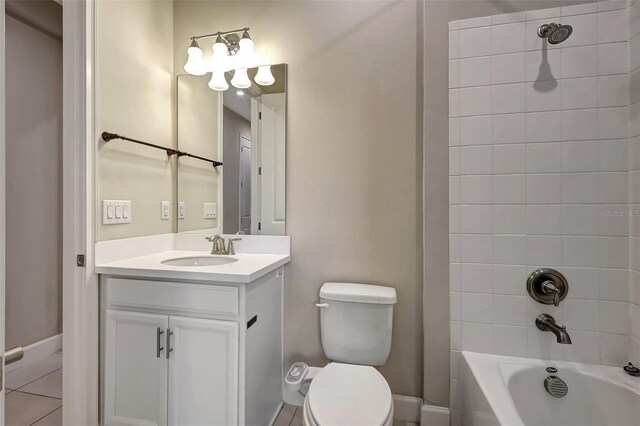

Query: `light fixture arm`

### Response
(191, 27, 250, 42)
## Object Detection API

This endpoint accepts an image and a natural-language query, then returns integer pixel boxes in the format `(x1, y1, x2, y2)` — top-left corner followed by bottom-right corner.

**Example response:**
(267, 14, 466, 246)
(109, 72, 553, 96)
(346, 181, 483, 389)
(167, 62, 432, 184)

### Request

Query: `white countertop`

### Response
(95, 250, 291, 283)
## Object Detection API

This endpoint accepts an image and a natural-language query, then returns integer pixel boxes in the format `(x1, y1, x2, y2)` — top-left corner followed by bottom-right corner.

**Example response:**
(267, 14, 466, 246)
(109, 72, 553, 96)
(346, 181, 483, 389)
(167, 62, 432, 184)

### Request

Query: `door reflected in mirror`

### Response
(176, 64, 286, 235)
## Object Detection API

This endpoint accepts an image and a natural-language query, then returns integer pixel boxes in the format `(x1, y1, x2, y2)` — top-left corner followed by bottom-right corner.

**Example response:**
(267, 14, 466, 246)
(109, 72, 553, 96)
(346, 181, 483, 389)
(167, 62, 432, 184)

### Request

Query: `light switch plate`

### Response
(204, 202, 217, 219)
(161, 201, 170, 220)
(178, 202, 185, 219)
(103, 200, 131, 225)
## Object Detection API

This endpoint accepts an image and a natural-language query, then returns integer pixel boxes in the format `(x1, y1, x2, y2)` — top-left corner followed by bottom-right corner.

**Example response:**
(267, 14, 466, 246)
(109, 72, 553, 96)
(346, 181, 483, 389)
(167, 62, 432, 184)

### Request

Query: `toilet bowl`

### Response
(301, 363, 393, 426)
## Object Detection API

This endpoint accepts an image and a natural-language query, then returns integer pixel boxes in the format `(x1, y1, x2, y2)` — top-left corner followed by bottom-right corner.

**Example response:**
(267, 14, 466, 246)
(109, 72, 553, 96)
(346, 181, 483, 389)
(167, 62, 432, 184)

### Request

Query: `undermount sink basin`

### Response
(161, 256, 238, 267)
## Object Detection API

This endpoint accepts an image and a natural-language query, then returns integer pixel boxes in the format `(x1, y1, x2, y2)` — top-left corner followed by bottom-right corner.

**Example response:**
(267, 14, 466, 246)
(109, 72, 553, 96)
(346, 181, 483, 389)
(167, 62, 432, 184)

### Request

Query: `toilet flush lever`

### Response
(315, 303, 329, 308)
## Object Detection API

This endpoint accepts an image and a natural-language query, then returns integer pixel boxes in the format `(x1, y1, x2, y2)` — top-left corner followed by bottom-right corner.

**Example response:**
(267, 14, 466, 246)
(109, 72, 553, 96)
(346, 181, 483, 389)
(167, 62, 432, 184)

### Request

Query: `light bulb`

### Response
(231, 68, 251, 89)
(184, 40, 206, 75)
(254, 65, 275, 86)
(208, 70, 229, 91)
(209, 37, 229, 72)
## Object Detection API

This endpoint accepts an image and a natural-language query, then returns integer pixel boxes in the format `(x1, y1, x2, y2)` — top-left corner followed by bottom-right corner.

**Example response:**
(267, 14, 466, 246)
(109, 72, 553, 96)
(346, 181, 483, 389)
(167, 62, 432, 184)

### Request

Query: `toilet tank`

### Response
(319, 282, 397, 366)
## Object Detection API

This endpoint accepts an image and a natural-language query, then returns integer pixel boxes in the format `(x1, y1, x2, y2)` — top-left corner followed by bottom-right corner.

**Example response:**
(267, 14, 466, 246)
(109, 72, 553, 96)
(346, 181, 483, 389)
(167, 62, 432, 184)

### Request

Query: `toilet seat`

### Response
(302, 363, 393, 426)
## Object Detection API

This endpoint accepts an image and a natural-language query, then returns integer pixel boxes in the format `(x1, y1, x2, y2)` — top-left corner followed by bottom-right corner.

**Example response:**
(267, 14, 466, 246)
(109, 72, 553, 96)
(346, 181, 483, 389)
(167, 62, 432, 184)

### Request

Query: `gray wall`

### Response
(5, 4, 62, 348)
(222, 107, 251, 234)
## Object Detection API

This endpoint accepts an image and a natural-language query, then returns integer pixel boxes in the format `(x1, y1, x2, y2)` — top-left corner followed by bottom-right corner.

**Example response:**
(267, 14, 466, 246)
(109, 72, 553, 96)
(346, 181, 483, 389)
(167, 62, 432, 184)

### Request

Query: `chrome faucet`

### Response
(536, 314, 572, 344)
(205, 235, 242, 255)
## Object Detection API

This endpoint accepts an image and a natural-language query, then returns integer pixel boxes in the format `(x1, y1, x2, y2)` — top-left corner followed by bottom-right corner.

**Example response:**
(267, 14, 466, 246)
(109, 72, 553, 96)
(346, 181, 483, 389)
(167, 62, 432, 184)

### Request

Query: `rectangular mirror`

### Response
(176, 64, 286, 235)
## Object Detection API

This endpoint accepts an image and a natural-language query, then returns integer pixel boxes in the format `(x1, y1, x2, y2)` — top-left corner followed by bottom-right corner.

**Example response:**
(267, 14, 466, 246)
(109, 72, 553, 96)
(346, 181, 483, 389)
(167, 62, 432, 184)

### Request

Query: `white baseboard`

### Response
(420, 404, 450, 426)
(6, 333, 62, 373)
(393, 394, 422, 422)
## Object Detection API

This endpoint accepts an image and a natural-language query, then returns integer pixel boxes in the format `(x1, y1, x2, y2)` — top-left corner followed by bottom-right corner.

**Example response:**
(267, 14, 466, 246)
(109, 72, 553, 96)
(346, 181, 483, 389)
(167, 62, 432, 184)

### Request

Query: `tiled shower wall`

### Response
(449, 1, 635, 411)
(629, 0, 640, 365)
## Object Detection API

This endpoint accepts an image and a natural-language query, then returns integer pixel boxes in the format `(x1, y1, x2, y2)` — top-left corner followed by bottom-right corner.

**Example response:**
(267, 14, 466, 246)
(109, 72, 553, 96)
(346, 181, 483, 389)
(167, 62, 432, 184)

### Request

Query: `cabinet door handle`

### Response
(166, 329, 174, 359)
(156, 327, 164, 358)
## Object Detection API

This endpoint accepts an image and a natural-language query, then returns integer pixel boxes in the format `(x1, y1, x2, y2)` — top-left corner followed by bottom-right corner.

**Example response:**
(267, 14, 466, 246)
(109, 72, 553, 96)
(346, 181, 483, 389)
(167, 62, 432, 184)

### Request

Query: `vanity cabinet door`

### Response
(168, 315, 239, 426)
(104, 310, 169, 426)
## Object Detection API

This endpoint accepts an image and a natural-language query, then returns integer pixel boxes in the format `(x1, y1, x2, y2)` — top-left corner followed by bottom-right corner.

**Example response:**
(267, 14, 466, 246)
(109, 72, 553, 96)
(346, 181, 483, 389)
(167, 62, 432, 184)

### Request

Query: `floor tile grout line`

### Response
(28, 405, 62, 426)
(14, 388, 62, 401)
(12, 367, 62, 393)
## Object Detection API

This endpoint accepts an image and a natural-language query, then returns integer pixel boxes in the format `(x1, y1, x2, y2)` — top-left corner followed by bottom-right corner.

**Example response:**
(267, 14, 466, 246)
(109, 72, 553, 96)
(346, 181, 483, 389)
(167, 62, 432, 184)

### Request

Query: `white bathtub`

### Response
(460, 351, 640, 426)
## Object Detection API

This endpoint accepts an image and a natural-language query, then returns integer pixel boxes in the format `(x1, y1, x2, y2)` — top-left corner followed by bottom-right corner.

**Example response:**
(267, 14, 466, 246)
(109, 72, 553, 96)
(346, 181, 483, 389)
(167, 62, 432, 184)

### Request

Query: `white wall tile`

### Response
(492, 22, 526, 54)
(562, 141, 599, 172)
(460, 26, 492, 58)
(450, 89, 460, 117)
(563, 331, 601, 363)
(527, 235, 562, 265)
(492, 53, 525, 84)
(527, 174, 562, 203)
(493, 264, 527, 295)
(461, 293, 494, 322)
(449, 30, 460, 59)
(630, 34, 640, 72)
(494, 174, 526, 204)
(450, 291, 461, 320)
(527, 143, 561, 173)
(600, 266, 630, 300)
(461, 234, 493, 263)
(526, 7, 560, 21)
(597, 0, 627, 12)
(526, 80, 562, 112)
(599, 301, 630, 333)
(562, 77, 598, 109)
(460, 86, 493, 116)
(461, 263, 493, 293)
(449, 60, 460, 88)
(461, 322, 494, 352)
(599, 107, 629, 139)
(598, 9, 629, 44)
(562, 204, 599, 235)
(450, 205, 460, 233)
(561, 45, 598, 78)
(562, 13, 598, 47)
(599, 204, 630, 236)
(459, 16, 492, 30)
(562, 2, 598, 16)
(527, 204, 562, 235)
(460, 56, 492, 87)
(460, 116, 492, 145)
(598, 139, 628, 171)
(630, 68, 640, 105)
(598, 42, 629, 75)
(563, 267, 600, 299)
(630, 103, 640, 139)
(460, 146, 492, 175)
(564, 299, 600, 331)
(460, 175, 492, 204)
(449, 21, 460, 31)
(600, 332, 629, 366)
(631, 1, 640, 39)
(493, 205, 526, 234)
(492, 83, 525, 114)
(493, 114, 526, 143)
(493, 325, 527, 356)
(493, 295, 527, 326)
(526, 112, 562, 142)
(598, 75, 629, 107)
(450, 176, 460, 205)
(492, 12, 525, 26)
(563, 109, 599, 141)
(460, 205, 493, 233)
(563, 236, 599, 267)
(449, 147, 460, 176)
(493, 144, 525, 174)
(450, 118, 460, 146)
(450, 263, 461, 291)
(493, 235, 526, 264)
(526, 49, 561, 82)
(451, 321, 461, 350)
(450, 234, 460, 262)
(599, 236, 629, 268)
(562, 173, 599, 203)
(599, 172, 629, 203)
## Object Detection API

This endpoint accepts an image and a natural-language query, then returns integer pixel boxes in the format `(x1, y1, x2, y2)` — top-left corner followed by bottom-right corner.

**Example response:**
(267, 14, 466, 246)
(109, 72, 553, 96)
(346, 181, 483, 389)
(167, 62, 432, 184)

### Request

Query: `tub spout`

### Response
(536, 314, 572, 344)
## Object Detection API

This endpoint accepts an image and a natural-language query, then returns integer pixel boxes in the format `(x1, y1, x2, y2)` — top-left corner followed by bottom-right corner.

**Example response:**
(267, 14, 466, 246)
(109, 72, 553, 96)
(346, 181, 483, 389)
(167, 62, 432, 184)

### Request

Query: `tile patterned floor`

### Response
(5, 352, 62, 426)
(273, 403, 415, 426)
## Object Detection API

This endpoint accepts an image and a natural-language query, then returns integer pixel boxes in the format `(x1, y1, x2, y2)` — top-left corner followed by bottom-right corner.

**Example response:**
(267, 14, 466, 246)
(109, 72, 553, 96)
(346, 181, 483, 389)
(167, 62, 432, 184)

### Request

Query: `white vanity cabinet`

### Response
(100, 268, 283, 426)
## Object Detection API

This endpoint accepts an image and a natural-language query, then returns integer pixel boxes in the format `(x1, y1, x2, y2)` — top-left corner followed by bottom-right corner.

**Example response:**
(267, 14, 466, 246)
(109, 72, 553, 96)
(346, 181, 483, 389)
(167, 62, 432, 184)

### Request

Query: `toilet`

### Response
(302, 282, 397, 426)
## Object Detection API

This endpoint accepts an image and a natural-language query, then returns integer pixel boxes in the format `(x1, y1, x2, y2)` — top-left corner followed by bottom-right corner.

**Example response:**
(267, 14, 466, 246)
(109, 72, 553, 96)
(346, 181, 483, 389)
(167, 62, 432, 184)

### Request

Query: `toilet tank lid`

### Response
(320, 282, 397, 304)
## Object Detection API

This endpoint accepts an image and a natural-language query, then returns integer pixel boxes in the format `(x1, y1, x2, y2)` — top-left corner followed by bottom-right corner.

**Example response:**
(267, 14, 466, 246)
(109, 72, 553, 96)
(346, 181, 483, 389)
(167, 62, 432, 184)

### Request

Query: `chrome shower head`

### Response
(537, 23, 573, 44)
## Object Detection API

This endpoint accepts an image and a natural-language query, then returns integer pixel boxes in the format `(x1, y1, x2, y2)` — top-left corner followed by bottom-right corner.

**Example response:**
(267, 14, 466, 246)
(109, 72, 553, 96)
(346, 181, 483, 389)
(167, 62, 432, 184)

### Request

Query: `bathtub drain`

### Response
(544, 375, 568, 398)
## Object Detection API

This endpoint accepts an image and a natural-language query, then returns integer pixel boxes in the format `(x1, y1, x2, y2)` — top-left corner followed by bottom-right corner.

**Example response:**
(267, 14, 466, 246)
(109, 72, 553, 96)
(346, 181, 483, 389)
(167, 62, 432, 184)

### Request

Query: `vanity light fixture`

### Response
(183, 27, 275, 91)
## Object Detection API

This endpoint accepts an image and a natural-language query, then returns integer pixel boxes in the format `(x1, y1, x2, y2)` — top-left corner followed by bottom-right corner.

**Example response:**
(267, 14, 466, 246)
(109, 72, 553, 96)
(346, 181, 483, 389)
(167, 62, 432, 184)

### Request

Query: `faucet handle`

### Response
(205, 235, 217, 242)
(226, 237, 241, 255)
